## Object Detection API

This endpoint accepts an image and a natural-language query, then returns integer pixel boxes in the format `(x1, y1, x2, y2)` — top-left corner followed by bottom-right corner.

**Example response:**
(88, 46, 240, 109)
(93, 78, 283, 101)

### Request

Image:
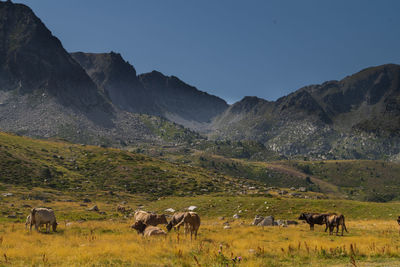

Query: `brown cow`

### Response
(133, 211, 168, 226)
(131, 221, 166, 237)
(166, 212, 186, 232)
(175, 212, 200, 240)
(326, 214, 348, 236)
(298, 213, 330, 231)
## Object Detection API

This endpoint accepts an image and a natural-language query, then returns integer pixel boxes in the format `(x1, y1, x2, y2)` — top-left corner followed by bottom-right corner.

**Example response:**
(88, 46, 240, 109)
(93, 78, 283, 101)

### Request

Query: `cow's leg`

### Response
(310, 224, 314, 230)
(324, 223, 328, 232)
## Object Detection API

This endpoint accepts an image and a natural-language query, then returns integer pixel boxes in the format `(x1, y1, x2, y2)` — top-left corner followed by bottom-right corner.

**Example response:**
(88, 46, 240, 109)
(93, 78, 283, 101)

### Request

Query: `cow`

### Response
(133, 211, 168, 226)
(30, 208, 58, 233)
(166, 212, 186, 232)
(131, 221, 166, 237)
(298, 212, 330, 231)
(175, 212, 200, 240)
(326, 214, 348, 236)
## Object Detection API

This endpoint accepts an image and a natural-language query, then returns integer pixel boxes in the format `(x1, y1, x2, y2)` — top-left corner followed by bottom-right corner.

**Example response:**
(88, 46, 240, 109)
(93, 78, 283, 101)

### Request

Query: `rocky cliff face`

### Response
(0, 1, 110, 111)
(72, 52, 229, 130)
(138, 70, 229, 129)
(0, 1, 199, 147)
(70, 52, 160, 115)
(210, 64, 400, 160)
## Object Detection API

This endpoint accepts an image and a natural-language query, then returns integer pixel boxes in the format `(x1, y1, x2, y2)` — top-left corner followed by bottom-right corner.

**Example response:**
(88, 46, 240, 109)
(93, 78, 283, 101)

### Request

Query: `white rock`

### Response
(165, 208, 175, 213)
(187, 206, 197, 211)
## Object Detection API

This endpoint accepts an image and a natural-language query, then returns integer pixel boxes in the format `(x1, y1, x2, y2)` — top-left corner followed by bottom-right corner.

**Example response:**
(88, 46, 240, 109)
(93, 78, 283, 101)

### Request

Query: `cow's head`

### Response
(131, 221, 146, 234)
(52, 222, 58, 232)
(157, 214, 168, 225)
(166, 221, 173, 232)
(298, 213, 307, 220)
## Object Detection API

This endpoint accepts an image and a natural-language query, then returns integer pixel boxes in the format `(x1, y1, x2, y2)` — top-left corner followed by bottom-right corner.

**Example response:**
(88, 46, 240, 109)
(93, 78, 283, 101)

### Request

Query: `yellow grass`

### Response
(1, 219, 400, 266)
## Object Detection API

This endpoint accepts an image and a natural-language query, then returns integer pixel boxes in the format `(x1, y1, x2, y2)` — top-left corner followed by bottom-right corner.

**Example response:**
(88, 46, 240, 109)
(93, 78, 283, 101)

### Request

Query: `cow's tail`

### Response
(341, 215, 348, 233)
(175, 217, 185, 229)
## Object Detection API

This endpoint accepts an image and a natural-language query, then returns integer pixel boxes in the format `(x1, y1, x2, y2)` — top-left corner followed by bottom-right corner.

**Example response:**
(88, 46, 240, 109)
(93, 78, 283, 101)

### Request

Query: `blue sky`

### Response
(15, 0, 400, 104)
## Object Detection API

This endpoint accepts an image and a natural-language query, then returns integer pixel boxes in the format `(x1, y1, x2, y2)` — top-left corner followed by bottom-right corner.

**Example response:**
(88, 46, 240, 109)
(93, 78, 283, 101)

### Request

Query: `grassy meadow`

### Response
(1, 217, 400, 266)
(1, 193, 400, 266)
(1, 132, 400, 265)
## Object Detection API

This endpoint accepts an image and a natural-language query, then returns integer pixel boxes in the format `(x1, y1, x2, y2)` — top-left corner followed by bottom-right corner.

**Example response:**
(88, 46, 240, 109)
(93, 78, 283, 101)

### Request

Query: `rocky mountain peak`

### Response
(0, 1, 110, 111)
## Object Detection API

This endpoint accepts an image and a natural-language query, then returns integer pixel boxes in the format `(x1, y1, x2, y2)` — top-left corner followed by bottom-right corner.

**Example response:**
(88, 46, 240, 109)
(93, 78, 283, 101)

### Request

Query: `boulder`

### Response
(165, 208, 175, 213)
(187, 206, 197, 211)
(88, 205, 99, 212)
(83, 198, 92, 203)
(299, 187, 307, 192)
(252, 215, 264, 226)
(258, 216, 274, 226)
(233, 214, 240, 219)
(224, 225, 231, 229)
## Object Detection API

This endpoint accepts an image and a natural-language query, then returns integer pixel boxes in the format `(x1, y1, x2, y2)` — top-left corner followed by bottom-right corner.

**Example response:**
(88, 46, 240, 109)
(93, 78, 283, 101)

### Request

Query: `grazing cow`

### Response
(175, 212, 200, 240)
(166, 212, 186, 232)
(131, 221, 166, 237)
(326, 214, 348, 236)
(30, 208, 58, 233)
(298, 213, 330, 231)
(133, 211, 168, 226)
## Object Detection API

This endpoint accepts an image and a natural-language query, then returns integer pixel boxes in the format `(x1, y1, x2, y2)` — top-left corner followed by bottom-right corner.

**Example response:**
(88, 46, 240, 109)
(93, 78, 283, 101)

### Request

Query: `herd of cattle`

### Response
(25, 207, 201, 239)
(24, 207, 400, 238)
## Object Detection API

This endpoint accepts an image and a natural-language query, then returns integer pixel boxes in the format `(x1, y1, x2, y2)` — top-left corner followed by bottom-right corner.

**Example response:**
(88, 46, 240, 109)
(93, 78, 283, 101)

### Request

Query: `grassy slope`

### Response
(0, 132, 264, 199)
(284, 160, 400, 202)
(151, 146, 400, 201)
(1, 131, 400, 203)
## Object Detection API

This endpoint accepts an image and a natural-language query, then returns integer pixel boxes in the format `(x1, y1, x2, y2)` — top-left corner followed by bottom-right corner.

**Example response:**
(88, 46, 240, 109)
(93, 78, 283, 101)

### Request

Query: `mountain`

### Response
(70, 52, 159, 115)
(71, 52, 229, 130)
(210, 64, 400, 160)
(0, 1, 109, 111)
(0, 1, 199, 147)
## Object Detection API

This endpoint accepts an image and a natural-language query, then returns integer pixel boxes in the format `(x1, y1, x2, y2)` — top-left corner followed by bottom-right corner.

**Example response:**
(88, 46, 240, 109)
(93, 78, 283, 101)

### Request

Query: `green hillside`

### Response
(0, 132, 263, 199)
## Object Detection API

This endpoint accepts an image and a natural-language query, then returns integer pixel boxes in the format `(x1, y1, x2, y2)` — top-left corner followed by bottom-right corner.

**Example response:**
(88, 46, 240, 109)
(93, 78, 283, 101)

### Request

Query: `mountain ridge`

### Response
(71, 51, 229, 130)
(210, 63, 400, 160)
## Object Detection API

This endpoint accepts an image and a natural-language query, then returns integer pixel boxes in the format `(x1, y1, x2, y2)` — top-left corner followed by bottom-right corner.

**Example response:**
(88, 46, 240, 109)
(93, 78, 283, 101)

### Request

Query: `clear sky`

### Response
(14, 0, 400, 104)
